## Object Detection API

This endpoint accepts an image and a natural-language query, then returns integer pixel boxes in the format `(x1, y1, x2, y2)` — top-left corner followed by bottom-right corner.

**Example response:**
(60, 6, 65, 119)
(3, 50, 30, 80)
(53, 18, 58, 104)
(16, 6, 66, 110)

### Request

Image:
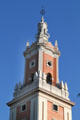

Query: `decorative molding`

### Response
(7, 77, 74, 107)
(24, 48, 38, 59)
(38, 47, 43, 72)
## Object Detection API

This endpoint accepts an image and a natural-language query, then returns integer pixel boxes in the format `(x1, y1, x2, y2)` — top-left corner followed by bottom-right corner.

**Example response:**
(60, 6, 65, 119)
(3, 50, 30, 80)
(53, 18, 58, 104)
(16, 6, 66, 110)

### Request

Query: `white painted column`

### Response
(43, 98, 47, 120)
(38, 96, 42, 120)
(70, 109, 72, 120)
(38, 95, 47, 120)
(30, 99, 34, 120)
(38, 47, 43, 72)
(64, 108, 67, 120)
(64, 107, 72, 120)
(10, 106, 16, 120)
(35, 96, 38, 120)
(30, 96, 38, 120)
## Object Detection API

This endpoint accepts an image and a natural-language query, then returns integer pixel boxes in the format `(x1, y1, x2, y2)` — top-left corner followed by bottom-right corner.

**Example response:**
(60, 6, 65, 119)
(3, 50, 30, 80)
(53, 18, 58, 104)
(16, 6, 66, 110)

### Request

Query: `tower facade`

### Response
(7, 16, 74, 120)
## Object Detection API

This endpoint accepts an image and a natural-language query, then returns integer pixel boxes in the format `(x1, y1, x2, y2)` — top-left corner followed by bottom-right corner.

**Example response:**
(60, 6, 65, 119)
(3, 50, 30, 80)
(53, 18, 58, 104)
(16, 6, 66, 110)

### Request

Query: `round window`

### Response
(47, 61, 52, 67)
(31, 61, 34, 66)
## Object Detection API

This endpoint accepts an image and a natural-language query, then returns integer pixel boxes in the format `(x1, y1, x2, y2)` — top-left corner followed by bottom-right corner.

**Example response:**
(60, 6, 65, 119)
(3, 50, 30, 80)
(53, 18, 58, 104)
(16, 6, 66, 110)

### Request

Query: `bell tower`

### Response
(7, 16, 74, 120)
(24, 16, 59, 86)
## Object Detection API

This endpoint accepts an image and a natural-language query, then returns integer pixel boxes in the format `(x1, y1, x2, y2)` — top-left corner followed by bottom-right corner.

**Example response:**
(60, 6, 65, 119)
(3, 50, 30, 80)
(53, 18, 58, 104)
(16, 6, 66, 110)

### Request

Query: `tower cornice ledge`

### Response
(38, 88, 75, 106)
(24, 41, 60, 57)
(24, 42, 39, 57)
(7, 87, 75, 107)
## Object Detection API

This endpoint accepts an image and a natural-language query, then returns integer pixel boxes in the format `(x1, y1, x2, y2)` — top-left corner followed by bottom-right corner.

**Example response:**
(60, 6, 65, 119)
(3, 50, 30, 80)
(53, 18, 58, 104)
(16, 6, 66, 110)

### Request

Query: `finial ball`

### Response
(40, 8, 45, 16)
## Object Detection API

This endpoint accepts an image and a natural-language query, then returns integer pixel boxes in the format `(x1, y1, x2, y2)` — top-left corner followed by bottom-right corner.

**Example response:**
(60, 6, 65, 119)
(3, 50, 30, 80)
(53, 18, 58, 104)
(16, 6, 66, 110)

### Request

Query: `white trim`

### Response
(38, 95, 47, 120)
(30, 97, 37, 120)
(38, 47, 43, 72)
(10, 106, 16, 120)
(39, 92, 71, 109)
(39, 92, 72, 120)
(41, 46, 59, 58)
(25, 49, 38, 59)
(64, 107, 72, 120)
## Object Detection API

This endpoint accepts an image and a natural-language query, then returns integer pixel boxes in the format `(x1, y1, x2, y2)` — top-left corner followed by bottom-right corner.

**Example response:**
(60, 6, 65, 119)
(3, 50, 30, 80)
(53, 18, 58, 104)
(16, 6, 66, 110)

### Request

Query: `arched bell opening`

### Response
(46, 73, 52, 85)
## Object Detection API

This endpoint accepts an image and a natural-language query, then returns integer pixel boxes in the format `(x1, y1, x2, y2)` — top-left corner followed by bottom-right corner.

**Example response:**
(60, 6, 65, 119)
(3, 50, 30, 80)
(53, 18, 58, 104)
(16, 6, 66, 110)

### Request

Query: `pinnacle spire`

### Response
(26, 41, 30, 49)
(55, 40, 58, 47)
(35, 9, 50, 41)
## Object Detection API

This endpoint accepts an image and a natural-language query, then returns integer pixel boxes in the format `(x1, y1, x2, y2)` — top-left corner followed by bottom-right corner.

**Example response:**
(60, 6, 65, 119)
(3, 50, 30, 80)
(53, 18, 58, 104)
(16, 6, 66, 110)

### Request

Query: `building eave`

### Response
(38, 88, 75, 106)
(7, 87, 75, 107)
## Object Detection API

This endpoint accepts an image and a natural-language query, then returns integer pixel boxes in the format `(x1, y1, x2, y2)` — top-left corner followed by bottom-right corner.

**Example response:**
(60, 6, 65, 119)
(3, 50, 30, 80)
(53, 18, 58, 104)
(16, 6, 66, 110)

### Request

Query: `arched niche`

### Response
(46, 73, 52, 85)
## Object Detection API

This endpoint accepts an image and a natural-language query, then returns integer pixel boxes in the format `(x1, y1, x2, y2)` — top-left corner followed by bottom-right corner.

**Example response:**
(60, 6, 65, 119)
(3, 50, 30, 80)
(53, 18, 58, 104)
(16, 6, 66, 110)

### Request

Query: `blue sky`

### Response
(0, 0, 80, 119)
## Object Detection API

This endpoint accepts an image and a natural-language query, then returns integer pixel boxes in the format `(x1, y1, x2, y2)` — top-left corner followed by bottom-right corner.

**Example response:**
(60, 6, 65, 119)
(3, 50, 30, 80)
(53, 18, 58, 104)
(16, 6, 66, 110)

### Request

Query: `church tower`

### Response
(7, 15, 74, 120)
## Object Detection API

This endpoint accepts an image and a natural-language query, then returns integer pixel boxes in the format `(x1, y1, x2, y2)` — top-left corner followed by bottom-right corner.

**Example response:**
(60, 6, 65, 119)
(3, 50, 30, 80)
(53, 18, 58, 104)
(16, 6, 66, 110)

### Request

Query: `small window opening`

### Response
(31, 73, 34, 82)
(31, 61, 34, 66)
(46, 73, 52, 85)
(22, 104, 26, 111)
(53, 104, 58, 111)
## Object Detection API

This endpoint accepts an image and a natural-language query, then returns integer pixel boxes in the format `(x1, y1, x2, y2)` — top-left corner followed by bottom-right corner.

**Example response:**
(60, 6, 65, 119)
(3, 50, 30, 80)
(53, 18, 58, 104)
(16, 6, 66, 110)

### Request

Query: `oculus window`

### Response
(29, 60, 35, 69)
(47, 60, 52, 67)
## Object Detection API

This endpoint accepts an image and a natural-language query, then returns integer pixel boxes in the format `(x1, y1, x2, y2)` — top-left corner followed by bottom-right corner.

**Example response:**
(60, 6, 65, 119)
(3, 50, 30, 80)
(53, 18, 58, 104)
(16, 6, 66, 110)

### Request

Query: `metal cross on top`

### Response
(40, 8, 45, 16)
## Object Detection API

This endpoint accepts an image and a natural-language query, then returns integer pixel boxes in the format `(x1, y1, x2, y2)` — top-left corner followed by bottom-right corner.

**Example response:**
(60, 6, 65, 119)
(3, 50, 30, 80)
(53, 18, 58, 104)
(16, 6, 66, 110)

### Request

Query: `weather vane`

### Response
(40, 8, 45, 16)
